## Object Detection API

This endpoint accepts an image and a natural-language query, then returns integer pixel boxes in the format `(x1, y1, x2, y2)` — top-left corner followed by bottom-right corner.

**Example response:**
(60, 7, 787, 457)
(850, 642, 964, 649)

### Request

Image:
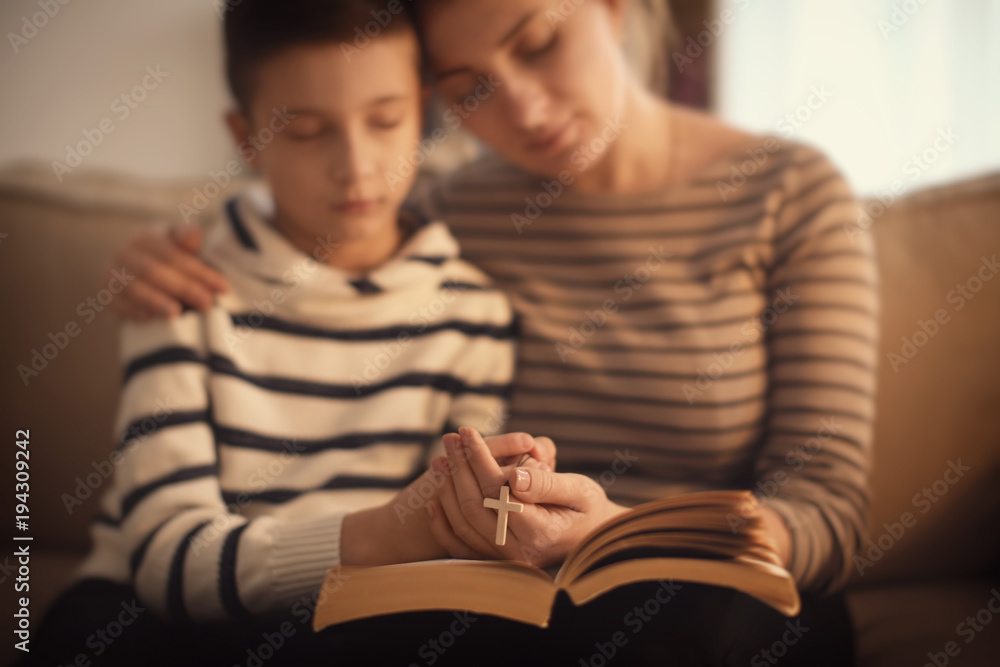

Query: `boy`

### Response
(70, 0, 519, 626)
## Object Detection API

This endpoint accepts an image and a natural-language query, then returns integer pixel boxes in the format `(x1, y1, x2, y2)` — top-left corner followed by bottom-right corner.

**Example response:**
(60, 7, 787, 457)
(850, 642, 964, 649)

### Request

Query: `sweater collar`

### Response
(204, 182, 460, 301)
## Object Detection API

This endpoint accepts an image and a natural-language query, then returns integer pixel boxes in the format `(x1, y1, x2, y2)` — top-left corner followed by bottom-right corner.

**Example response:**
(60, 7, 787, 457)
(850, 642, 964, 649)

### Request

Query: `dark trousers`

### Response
(17, 577, 854, 667)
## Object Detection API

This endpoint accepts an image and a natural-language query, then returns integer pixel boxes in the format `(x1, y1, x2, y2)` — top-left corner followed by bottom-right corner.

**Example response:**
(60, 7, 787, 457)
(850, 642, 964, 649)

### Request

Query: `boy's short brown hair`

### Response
(223, 0, 417, 110)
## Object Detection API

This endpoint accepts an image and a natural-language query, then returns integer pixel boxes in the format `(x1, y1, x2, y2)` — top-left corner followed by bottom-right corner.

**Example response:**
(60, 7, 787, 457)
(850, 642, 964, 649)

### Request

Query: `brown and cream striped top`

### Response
(420, 136, 878, 595)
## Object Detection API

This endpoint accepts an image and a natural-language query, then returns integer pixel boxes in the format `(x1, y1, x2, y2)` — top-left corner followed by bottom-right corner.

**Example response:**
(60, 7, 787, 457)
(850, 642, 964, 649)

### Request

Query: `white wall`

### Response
(0, 0, 234, 181)
(715, 0, 1000, 196)
(3, 0, 998, 193)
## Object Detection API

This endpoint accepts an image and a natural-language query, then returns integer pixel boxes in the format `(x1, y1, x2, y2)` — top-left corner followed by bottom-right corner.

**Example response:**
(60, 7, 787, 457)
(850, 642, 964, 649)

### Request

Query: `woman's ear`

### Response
(224, 109, 258, 169)
(601, 0, 630, 40)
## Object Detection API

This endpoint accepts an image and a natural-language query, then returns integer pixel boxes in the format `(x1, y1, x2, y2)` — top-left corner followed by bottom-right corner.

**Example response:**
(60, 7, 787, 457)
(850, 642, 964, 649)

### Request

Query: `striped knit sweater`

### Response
(74, 185, 516, 622)
(425, 137, 878, 594)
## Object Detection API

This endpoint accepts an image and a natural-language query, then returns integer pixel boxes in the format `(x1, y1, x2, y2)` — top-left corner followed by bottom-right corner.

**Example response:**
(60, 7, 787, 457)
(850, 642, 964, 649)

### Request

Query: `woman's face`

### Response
(422, 0, 633, 179)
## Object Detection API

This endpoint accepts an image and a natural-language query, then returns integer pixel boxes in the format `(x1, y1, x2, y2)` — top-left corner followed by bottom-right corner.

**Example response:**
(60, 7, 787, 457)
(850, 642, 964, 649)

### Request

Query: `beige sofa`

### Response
(1, 161, 997, 666)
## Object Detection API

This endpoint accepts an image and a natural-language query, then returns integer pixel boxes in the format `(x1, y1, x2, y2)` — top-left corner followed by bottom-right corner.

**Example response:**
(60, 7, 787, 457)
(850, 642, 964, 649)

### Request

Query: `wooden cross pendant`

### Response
(483, 485, 524, 546)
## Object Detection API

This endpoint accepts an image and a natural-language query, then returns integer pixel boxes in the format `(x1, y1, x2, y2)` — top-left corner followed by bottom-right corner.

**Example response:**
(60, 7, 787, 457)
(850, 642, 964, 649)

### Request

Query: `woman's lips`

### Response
(527, 118, 579, 155)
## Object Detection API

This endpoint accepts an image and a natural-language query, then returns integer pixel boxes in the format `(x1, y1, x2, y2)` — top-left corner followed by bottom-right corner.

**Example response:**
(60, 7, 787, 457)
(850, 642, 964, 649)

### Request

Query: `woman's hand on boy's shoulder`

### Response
(105, 221, 229, 320)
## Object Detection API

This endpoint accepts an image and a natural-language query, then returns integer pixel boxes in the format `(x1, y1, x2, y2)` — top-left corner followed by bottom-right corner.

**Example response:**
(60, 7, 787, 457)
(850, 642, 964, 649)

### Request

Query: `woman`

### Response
(101, 0, 876, 663)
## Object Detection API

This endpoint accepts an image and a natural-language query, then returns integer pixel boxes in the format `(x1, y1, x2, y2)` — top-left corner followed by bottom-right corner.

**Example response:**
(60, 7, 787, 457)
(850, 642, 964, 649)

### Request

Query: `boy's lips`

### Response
(334, 199, 379, 214)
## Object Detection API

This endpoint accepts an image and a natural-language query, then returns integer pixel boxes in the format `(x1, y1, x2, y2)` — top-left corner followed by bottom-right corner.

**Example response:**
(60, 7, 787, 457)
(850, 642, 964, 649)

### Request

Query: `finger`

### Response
(456, 427, 506, 498)
(136, 253, 217, 311)
(171, 247, 230, 294)
(444, 434, 505, 543)
(530, 436, 556, 470)
(169, 223, 204, 253)
(165, 225, 230, 293)
(433, 457, 502, 558)
(124, 280, 184, 319)
(482, 432, 535, 464)
(508, 469, 594, 511)
(426, 501, 484, 560)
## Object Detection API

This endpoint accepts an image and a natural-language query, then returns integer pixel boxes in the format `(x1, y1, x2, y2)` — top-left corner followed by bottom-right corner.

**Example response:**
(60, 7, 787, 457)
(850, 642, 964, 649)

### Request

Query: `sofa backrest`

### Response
(0, 161, 998, 586)
(0, 163, 240, 550)
(860, 173, 1000, 585)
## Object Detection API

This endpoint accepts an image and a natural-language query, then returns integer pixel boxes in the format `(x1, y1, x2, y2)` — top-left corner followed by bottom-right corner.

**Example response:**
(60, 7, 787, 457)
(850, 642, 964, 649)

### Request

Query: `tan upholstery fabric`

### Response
(860, 174, 1000, 585)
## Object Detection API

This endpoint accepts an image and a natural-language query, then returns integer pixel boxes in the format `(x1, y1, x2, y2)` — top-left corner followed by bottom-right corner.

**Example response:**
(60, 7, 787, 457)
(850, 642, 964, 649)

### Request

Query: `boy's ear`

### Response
(225, 110, 258, 169)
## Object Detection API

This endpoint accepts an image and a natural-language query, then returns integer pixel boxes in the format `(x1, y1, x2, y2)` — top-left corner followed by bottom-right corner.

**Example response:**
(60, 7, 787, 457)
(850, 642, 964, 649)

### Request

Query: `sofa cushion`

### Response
(857, 172, 1000, 586)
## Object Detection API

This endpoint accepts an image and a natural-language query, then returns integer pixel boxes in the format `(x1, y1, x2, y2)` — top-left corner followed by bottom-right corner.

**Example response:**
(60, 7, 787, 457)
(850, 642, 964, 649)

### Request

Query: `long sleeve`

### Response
(754, 148, 879, 594)
(110, 312, 345, 623)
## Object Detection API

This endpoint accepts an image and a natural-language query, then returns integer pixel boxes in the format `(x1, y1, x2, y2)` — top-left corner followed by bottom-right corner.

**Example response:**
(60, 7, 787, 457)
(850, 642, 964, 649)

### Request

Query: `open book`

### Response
(312, 490, 800, 631)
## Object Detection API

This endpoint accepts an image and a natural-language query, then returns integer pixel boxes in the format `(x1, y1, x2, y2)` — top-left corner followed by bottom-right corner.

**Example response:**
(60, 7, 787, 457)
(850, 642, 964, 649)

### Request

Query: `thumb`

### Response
(509, 468, 596, 510)
(170, 224, 203, 253)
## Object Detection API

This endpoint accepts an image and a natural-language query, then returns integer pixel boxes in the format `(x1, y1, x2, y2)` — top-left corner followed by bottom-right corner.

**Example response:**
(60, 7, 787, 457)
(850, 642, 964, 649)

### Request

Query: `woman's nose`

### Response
(499, 72, 551, 133)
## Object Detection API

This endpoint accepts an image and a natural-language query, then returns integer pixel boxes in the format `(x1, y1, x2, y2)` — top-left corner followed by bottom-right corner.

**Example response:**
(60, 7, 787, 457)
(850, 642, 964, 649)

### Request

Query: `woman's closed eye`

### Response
(519, 30, 558, 61)
(369, 115, 405, 131)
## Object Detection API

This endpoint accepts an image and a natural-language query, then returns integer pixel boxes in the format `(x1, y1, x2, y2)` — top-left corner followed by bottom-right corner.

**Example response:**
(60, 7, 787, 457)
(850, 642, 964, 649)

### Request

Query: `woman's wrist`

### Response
(758, 506, 793, 568)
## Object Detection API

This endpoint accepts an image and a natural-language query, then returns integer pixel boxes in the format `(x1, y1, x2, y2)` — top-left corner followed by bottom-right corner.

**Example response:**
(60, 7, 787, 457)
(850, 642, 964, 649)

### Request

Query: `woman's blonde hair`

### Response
(624, 0, 678, 96)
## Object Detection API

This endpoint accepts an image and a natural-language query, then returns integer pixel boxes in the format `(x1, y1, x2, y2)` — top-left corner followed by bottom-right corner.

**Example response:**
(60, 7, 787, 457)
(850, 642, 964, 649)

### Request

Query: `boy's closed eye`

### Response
(286, 115, 328, 141)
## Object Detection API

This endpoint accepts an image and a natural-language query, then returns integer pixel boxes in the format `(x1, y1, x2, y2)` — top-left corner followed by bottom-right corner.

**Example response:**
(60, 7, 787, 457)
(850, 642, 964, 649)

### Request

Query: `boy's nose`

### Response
(328, 137, 377, 184)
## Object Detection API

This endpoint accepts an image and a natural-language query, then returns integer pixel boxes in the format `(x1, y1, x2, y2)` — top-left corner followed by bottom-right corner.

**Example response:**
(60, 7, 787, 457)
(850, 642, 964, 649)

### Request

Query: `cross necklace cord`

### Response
(482, 453, 531, 546)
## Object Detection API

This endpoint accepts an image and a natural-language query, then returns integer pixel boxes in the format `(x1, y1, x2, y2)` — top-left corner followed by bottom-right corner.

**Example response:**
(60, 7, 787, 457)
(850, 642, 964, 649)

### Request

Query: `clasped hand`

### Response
(425, 427, 628, 568)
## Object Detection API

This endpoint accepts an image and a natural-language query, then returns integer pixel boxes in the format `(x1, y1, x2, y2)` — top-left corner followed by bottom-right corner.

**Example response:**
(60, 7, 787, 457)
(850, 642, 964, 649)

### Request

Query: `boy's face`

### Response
(228, 33, 423, 253)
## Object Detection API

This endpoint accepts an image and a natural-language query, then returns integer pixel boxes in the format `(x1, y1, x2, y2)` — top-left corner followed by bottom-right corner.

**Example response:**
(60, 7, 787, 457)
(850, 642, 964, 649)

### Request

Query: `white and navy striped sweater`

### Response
(74, 185, 516, 622)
